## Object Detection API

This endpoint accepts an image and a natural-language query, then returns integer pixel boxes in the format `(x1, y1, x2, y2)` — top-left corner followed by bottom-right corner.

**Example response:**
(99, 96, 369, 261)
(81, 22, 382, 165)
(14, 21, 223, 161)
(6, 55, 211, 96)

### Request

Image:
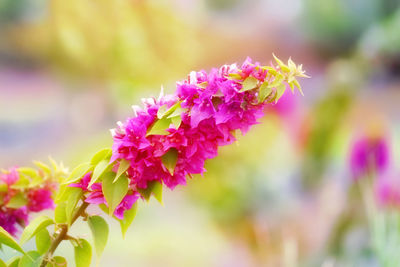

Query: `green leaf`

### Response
(66, 188, 83, 225)
(88, 160, 110, 187)
(54, 203, 67, 224)
(258, 81, 273, 103)
(20, 216, 54, 245)
(114, 159, 130, 183)
(9, 175, 29, 190)
(293, 79, 303, 95)
(273, 54, 290, 72)
(137, 180, 162, 203)
(36, 229, 51, 255)
(18, 251, 41, 267)
(170, 115, 182, 129)
(268, 73, 284, 88)
(240, 76, 258, 92)
(147, 117, 171, 136)
(118, 202, 138, 238)
(73, 238, 92, 267)
(17, 168, 38, 178)
(0, 226, 25, 254)
(46, 256, 67, 267)
(275, 83, 286, 103)
(90, 148, 112, 166)
(161, 148, 178, 175)
(227, 73, 242, 80)
(0, 183, 7, 193)
(33, 161, 51, 175)
(88, 216, 109, 258)
(63, 163, 92, 185)
(6, 193, 28, 209)
(0, 258, 6, 267)
(157, 101, 182, 119)
(102, 172, 129, 216)
(6, 257, 20, 267)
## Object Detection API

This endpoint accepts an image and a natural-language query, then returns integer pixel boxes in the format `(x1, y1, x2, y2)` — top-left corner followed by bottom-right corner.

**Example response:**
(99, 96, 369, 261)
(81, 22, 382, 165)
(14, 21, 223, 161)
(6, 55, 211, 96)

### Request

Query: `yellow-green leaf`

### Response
(6, 193, 28, 209)
(63, 163, 92, 185)
(20, 216, 54, 245)
(0, 227, 24, 254)
(73, 238, 92, 267)
(118, 202, 137, 238)
(90, 148, 112, 166)
(161, 148, 178, 175)
(240, 76, 258, 92)
(258, 81, 273, 103)
(36, 228, 51, 255)
(33, 161, 51, 175)
(147, 117, 171, 136)
(66, 188, 83, 225)
(88, 216, 109, 258)
(18, 251, 41, 267)
(137, 180, 162, 203)
(114, 159, 130, 183)
(102, 172, 129, 216)
(275, 84, 286, 103)
(54, 202, 67, 224)
(6, 257, 20, 267)
(89, 160, 110, 187)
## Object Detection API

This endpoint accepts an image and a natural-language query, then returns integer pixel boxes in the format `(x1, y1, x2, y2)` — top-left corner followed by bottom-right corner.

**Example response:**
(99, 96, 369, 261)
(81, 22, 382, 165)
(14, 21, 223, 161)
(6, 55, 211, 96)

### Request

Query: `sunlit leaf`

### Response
(88, 216, 109, 258)
(170, 116, 182, 129)
(118, 202, 138, 238)
(18, 251, 41, 267)
(89, 160, 111, 187)
(36, 229, 51, 255)
(66, 188, 83, 225)
(73, 238, 92, 267)
(240, 76, 258, 92)
(147, 117, 171, 136)
(33, 161, 51, 175)
(258, 81, 273, 103)
(54, 203, 67, 224)
(102, 172, 129, 215)
(0, 227, 25, 254)
(63, 163, 92, 185)
(6, 257, 20, 267)
(161, 148, 178, 175)
(6, 193, 28, 209)
(275, 84, 287, 103)
(90, 149, 112, 166)
(114, 159, 130, 183)
(137, 180, 162, 203)
(20, 216, 54, 245)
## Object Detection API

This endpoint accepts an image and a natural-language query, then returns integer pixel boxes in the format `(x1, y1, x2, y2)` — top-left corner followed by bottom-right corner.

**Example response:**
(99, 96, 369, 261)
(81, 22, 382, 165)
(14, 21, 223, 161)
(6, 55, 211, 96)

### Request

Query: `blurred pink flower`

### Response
(375, 173, 400, 208)
(0, 167, 55, 236)
(349, 134, 390, 180)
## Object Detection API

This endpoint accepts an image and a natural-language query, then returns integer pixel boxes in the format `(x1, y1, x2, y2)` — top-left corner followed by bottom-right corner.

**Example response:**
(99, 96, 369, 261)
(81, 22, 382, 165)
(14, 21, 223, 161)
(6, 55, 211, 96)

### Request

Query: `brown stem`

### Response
(40, 201, 90, 267)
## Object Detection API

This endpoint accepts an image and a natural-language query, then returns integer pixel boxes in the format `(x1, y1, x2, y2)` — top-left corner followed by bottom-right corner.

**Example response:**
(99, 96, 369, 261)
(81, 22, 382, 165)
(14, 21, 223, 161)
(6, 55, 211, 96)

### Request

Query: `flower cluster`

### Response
(0, 167, 56, 236)
(72, 56, 308, 219)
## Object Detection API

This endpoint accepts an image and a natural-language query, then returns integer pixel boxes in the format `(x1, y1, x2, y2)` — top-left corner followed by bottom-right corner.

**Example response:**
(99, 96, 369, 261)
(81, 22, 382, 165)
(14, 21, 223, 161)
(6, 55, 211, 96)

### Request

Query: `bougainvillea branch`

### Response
(0, 55, 308, 267)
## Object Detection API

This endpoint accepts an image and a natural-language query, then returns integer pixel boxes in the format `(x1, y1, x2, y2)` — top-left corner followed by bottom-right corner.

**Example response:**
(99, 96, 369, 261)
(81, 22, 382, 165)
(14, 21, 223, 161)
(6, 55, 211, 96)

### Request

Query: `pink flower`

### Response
(0, 167, 55, 236)
(349, 134, 390, 180)
(27, 188, 55, 212)
(111, 57, 303, 193)
(72, 56, 307, 220)
(375, 173, 400, 208)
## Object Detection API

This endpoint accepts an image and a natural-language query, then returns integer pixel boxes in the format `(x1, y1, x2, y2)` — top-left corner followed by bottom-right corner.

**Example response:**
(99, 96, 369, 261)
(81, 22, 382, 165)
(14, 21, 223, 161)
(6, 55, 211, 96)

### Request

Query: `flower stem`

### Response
(40, 201, 90, 267)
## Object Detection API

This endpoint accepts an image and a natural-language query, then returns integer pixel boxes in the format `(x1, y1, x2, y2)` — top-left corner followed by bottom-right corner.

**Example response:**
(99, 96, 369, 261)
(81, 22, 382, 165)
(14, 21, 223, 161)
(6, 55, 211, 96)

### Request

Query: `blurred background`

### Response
(1, 0, 400, 266)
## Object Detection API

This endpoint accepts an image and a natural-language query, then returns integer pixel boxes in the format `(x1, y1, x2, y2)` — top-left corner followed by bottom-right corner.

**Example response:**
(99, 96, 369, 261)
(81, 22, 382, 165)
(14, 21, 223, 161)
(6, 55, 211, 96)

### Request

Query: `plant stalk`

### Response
(40, 201, 90, 267)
